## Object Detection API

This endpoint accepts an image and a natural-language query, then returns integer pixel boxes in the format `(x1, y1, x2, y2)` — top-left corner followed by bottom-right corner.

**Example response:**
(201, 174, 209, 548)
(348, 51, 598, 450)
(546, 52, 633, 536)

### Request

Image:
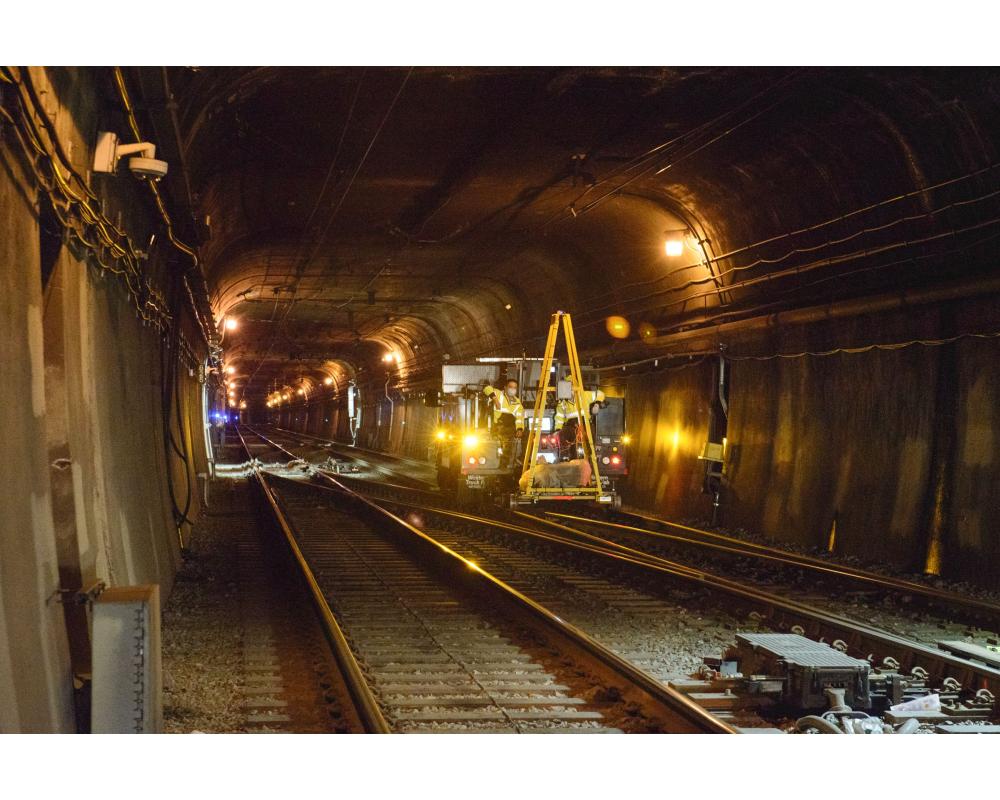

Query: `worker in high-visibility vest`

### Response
(554, 389, 605, 461)
(484, 379, 525, 469)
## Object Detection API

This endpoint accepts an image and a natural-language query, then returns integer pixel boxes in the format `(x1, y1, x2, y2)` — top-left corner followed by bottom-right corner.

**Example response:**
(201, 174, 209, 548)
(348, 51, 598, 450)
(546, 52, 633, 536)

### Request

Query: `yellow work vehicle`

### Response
(431, 357, 561, 507)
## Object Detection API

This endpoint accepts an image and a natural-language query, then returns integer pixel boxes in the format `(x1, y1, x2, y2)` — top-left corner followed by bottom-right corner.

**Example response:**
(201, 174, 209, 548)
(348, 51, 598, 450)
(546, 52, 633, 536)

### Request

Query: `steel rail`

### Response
(243, 425, 1000, 698)
(310, 485, 1000, 696)
(544, 509, 1000, 628)
(241, 426, 734, 733)
(234, 427, 391, 733)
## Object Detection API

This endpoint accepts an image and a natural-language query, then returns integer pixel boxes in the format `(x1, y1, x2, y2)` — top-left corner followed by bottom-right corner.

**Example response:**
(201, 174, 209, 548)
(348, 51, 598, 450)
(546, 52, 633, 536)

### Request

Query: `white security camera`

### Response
(92, 131, 169, 181)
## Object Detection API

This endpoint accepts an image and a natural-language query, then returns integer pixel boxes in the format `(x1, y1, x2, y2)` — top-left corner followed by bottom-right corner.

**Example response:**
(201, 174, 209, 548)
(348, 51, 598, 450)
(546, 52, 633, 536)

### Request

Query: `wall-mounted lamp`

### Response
(664, 229, 688, 257)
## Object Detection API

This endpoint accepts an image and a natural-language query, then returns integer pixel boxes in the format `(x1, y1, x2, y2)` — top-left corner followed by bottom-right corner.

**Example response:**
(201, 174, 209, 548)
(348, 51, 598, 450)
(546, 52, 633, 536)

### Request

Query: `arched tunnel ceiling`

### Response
(131, 67, 1000, 403)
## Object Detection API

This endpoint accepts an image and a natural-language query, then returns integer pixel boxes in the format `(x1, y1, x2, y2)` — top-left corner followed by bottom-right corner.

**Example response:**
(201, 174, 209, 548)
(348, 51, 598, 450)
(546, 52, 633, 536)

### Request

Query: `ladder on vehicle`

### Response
(518, 311, 609, 504)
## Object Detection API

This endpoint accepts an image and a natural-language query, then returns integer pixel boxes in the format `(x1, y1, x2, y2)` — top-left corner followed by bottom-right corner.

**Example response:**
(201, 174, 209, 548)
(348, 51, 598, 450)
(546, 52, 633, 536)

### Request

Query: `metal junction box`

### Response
(733, 633, 871, 711)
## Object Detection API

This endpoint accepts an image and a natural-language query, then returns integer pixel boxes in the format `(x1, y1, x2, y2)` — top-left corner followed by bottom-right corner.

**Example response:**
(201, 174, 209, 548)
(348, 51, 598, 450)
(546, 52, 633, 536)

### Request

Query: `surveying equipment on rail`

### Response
(431, 314, 628, 509)
(513, 311, 620, 510)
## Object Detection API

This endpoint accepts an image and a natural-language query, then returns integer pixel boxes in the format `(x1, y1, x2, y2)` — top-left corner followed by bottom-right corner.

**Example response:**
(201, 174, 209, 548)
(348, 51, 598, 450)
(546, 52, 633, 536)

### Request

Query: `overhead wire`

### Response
(568, 187, 1000, 325)
(726, 329, 1000, 362)
(240, 68, 414, 402)
(544, 69, 805, 227)
(588, 160, 1000, 302)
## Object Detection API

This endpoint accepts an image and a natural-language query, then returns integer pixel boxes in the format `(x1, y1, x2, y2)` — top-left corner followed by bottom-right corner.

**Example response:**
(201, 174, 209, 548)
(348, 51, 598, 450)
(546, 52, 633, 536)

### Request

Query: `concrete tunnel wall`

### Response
(0, 67, 207, 732)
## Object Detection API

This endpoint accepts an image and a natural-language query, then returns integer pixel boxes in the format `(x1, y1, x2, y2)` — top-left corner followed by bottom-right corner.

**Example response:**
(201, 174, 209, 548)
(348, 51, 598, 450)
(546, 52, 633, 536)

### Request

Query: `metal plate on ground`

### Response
(937, 640, 1000, 669)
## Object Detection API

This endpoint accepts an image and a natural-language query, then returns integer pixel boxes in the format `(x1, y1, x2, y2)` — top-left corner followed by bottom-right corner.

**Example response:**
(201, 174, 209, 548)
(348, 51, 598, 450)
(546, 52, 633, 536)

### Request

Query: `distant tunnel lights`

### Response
(324, 377, 334, 385)
(224, 317, 238, 331)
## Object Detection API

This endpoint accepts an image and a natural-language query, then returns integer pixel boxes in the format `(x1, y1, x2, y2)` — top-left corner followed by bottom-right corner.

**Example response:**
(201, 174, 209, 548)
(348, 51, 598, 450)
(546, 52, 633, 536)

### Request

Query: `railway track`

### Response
(239, 424, 1000, 731)
(237, 426, 732, 733)
(540, 508, 1000, 635)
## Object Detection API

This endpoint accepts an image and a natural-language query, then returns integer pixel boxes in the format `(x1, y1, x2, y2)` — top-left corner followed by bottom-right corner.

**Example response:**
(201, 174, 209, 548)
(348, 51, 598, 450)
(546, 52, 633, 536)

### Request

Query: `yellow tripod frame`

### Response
(518, 311, 609, 503)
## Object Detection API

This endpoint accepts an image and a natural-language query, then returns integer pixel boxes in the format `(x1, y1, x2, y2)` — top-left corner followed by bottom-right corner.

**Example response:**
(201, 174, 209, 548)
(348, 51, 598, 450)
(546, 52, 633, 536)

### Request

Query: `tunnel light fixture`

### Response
(239, 401, 247, 410)
(225, 317, 239, 331)
(664, 229, 688, 257)
(504, 303, 512, 311)
(297, 388, 305, 396)
(228, 399, 236, 407)
(621, 434, 632, 445)
(226, 366, 235, 375)
(324, 377, 334, 386)
(605, 315, 630, 339)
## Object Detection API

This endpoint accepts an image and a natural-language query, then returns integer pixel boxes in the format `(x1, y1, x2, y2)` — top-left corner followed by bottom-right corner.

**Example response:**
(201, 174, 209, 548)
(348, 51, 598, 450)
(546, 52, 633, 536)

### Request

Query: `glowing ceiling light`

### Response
(239, 401, 247, 409)
(228, 399, 236, 407)
(664, 229, 687, 257)
(297, 388, 305, 395)
(324, 377, 333, 385)
(224, 317, 238, 331)
(226, 366, 235, 374)
(605, 315, 630, 339)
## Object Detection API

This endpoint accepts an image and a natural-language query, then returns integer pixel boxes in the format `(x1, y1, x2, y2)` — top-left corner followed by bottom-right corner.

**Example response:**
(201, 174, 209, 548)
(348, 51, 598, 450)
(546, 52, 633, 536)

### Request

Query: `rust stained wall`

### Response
(724, 295, 1000, 584)
(618, 364, 717, 520)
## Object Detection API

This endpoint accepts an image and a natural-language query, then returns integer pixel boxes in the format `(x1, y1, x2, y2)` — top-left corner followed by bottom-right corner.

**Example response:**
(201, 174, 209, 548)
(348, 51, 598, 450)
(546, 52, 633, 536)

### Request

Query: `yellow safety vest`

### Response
(554, 390, 605, 429)
(483, 386, 525, 430)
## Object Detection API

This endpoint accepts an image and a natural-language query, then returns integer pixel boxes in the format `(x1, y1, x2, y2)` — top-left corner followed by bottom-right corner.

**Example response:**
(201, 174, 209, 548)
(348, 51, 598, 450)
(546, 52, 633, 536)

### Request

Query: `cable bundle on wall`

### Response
(111, 66, 217, 353)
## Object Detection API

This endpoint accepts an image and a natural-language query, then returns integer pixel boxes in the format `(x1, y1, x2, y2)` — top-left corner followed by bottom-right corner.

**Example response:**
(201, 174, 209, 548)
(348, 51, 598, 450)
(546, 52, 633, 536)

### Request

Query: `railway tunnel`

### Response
(3, 64, 1000, 736)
